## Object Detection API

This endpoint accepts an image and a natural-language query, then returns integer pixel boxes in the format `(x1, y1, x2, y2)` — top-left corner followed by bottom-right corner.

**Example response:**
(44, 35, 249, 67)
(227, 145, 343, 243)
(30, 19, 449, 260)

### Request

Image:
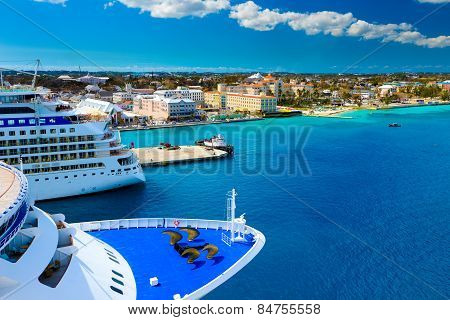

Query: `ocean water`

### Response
(39, 105, 450, 299)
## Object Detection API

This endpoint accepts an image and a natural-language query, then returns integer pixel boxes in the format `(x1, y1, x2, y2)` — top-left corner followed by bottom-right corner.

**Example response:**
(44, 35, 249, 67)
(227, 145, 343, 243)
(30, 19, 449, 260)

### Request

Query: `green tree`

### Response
(440, 90, 450, 101)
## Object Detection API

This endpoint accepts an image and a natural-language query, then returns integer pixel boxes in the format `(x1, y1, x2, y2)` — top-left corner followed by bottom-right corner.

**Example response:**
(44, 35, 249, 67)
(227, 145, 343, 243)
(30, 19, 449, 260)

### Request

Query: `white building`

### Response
(77, 75, 109, 85)
(378, 85, 397, 97)
(77, 98, 124, 124)
(153, 87, 204, 104)
(134, 95, 197, 120)
(113, 92, 134, 104)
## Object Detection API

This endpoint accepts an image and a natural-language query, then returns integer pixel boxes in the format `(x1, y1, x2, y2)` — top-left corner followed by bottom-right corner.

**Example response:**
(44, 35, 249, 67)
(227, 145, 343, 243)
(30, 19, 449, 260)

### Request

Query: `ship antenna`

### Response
(32, 59, 41, 89)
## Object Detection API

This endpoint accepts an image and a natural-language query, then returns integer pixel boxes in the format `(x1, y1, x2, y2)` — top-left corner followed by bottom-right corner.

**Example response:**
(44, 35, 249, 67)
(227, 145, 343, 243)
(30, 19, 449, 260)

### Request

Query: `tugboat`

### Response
(196, 134, 234, 155)
(388, 123, 401, 128)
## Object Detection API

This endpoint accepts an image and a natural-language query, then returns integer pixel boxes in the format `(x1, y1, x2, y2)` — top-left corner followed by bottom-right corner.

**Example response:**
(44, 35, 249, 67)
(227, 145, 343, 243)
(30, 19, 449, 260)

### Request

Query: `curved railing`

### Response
(75, 217, 247, 234)
(74, 217, 265, 300)
(0, 162, 30, 250)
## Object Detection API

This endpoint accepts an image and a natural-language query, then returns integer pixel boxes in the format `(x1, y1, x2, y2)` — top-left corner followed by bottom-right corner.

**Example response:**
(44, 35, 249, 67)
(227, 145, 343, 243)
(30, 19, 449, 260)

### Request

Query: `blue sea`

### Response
(39, 106, 450, 299)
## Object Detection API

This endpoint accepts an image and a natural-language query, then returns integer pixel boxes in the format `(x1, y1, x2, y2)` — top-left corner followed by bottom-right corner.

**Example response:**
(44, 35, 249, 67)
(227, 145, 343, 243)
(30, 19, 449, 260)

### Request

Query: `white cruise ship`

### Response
(0, 162, 265, 299)
(0, 85, 145, 201)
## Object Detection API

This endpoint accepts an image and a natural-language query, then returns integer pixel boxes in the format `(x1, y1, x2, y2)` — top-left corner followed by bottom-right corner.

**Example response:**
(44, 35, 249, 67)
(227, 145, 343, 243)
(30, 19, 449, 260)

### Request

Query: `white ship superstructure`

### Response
(0, 85, 145, 201)
(0, 162, 265, 300)
(0, 162, 136, 299)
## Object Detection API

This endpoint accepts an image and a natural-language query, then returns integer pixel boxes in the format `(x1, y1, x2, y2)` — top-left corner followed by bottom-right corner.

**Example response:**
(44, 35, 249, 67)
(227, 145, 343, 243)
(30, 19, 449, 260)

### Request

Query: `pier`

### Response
(133, 146, 229, 167)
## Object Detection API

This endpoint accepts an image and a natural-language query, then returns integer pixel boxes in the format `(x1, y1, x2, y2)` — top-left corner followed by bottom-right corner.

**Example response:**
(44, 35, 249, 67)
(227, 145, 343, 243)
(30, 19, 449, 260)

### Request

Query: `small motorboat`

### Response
(388, 123, 401, 128)
(203, 134, 227, 148)
(196, 134, 228, 148)
(196, 134, 234, 155)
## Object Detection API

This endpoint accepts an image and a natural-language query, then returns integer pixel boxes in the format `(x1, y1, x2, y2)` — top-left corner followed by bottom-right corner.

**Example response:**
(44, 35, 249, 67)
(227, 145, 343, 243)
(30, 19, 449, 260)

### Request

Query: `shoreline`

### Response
(302, 101, 450, 118)
(117, 102, 450, 132)
(117, 117, 264, 132)
(302, 108, 357, 118)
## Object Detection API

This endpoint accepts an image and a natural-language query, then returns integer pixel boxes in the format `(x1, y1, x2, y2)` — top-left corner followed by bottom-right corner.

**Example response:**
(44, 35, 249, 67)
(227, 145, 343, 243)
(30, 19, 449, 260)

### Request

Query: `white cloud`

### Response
(104, 1, 116, 10)
(347, 20, 412, 40)
(230, 2, 356, 36)
(31, 0, 450, 48)
(229, 1, 450, 48)
(288, 11, 355, 36)
(33, 0, 67, 5)
(116, 0, 230, 18)
(229, 1, 292, 31)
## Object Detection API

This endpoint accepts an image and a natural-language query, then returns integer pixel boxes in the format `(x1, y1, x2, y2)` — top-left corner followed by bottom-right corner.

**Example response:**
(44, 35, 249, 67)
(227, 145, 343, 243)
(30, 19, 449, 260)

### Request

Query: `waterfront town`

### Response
(2, 70, 450, 128)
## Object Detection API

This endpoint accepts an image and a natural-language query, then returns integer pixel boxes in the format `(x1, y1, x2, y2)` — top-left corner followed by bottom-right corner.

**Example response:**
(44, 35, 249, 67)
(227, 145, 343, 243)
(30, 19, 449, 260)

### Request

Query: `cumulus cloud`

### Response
(229, 1, 292, 31)
(33, 0, 67, 5)
(116, 0, 230, 18)
(229, 1, 450, 48)
(32, 0, 450, 48)
(288, 11, 355, 36)
(346, 20, 412, 41)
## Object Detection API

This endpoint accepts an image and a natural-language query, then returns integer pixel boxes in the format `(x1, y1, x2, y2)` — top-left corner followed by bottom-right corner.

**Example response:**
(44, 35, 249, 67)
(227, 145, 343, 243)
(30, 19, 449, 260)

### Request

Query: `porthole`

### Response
(110, 286, 123, 295)
(109, 257, 120, 264)
(112, 277, 124, 286)
(112, 270, 124, 278)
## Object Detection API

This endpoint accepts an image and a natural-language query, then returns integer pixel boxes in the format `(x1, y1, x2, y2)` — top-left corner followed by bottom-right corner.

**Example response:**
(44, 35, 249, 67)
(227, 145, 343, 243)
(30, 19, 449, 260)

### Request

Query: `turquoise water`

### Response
(40, 105, 450, 299)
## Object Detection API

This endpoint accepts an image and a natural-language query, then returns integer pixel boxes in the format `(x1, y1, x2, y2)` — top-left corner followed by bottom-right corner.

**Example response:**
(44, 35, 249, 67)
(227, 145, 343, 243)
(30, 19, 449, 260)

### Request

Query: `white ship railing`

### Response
(73, 217, 265, 300)
(74, 217, 247, 234)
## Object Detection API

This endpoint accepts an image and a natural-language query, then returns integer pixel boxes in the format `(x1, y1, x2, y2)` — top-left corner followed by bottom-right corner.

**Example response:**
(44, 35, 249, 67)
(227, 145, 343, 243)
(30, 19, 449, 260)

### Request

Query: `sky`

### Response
(0, 0, 449, 73)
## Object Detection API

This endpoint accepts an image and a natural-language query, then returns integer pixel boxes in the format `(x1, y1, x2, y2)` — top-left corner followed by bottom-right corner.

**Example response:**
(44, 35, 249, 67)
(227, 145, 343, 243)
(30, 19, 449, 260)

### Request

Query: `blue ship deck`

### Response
(89, 227, 255, 300)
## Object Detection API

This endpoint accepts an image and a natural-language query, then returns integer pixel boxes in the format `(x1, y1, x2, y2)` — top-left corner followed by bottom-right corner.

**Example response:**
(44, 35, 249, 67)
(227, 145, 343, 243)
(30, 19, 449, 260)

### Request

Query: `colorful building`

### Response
(226, 93, 277, 113)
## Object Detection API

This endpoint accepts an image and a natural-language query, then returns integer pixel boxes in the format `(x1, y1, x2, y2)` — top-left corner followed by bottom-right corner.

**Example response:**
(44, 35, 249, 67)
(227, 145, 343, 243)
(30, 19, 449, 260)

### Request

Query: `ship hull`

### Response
(25, 159, 146, 201)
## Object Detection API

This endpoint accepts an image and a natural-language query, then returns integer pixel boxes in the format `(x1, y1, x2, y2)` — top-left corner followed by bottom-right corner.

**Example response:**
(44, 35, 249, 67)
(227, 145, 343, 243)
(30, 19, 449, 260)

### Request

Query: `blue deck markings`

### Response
(90, 227, 253, 299)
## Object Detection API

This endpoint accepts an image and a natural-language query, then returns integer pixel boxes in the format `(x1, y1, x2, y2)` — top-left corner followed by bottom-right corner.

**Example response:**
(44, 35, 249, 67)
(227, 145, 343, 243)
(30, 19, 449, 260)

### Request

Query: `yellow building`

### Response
(204, 91, 227, 110)
(226, 93, 277, 113)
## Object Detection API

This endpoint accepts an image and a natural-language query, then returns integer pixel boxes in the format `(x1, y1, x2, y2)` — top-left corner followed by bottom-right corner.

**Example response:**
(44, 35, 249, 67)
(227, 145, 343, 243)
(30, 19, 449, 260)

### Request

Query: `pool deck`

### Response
(133, 146, 228, 167)
(80, 218, 265, 300)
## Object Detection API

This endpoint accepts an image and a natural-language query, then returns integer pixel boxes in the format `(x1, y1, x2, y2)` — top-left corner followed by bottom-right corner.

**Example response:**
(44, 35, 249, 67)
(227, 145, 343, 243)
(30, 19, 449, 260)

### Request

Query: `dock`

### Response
(133, 146, 229, 166)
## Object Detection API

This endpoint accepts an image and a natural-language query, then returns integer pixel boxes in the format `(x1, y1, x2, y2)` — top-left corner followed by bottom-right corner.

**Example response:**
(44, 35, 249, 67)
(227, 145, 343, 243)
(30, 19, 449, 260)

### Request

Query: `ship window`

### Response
(74, 175, 78, 178)
(83, 174, 87, 177)
(110, 286, 123, 295)
(109, 257, 120, 264)
(60, 129, 66, 133)
(45, 178, 49, 181)
(30, 130, 36, 135)
(106, 252, 116, 259)
(112, 270, 124, 278)
(9, 131, 15, 136)
(50, 129, 56, 134)
(35, 179, 39, 182)
(0, 132, 4, 136)
(70, 128, 75, 133)
(112, 277, 124, 286)
(40, 129, 46, 134)
(20, 130, 26, 136)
